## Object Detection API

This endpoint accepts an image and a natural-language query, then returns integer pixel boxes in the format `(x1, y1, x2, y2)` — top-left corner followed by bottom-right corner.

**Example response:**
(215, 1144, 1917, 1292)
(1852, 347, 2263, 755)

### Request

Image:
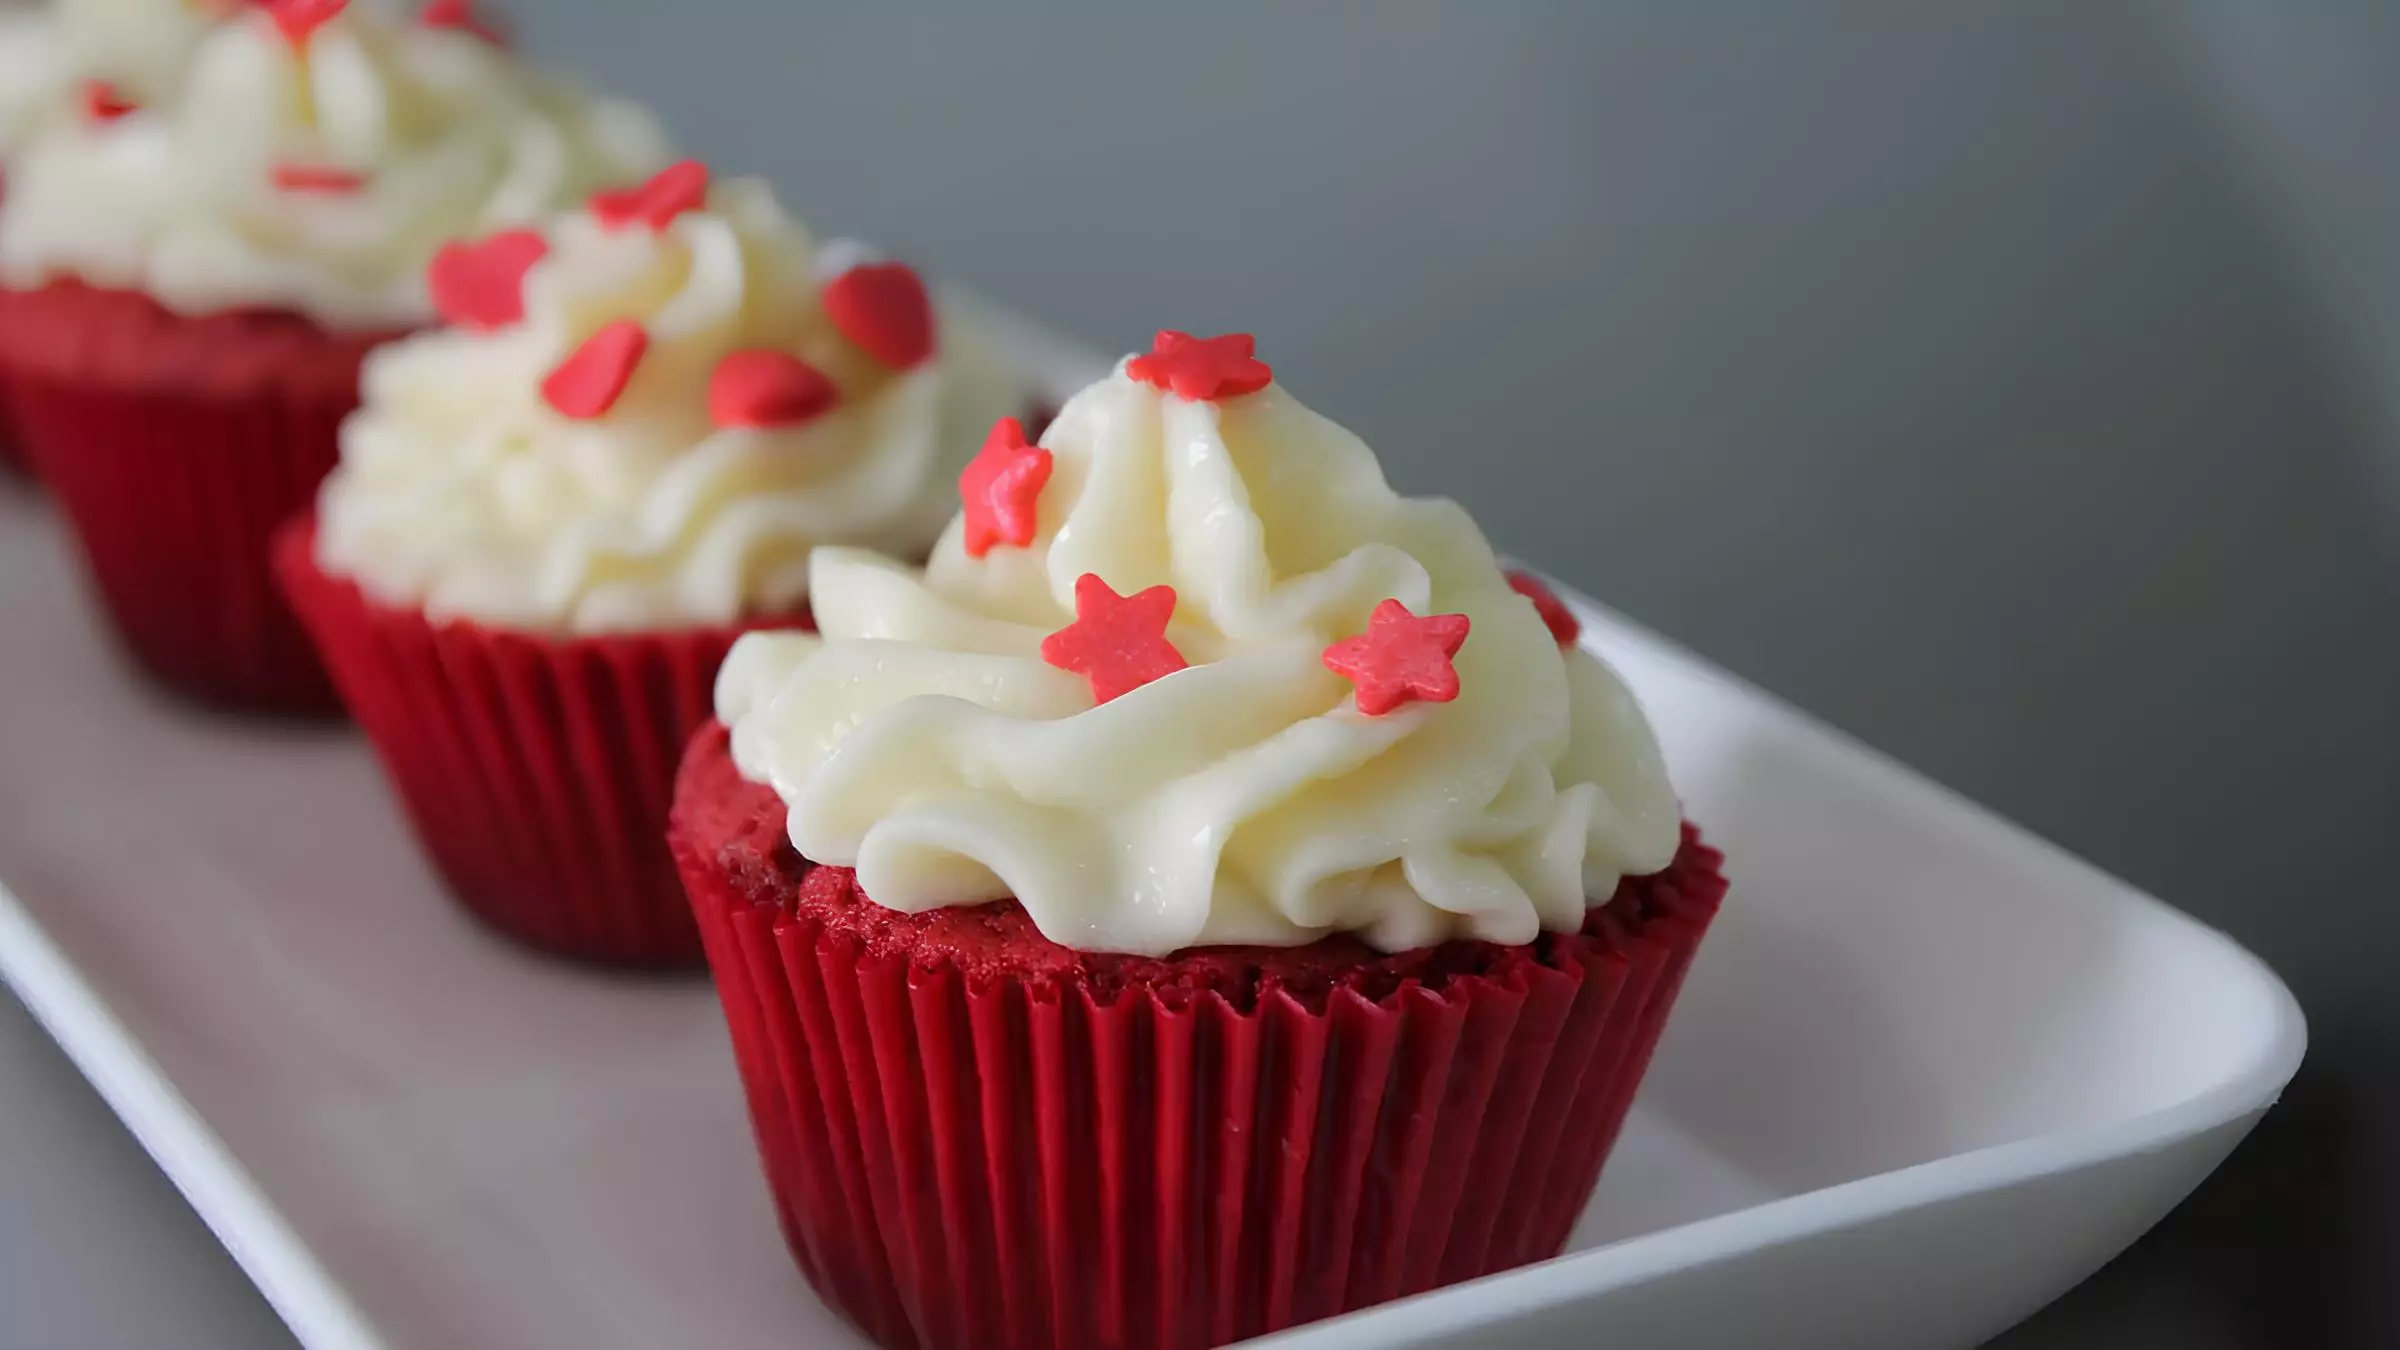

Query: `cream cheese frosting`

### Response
(313, 169, 1027, 635)
(0, 0, 226, 162)
(0, 0, 669, 329)
(715, 333, 1683, 957)
(0, 15, 59, 164)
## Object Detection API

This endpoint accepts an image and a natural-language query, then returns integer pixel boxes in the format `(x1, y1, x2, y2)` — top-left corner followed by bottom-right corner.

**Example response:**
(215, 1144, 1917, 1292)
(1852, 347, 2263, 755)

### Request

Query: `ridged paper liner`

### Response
(278, 521, 806, 966)
(672, 724, 1727, 1350)
(0, 381, 24, 478)
(0, 247, 27, 477)
(0, 282, 403, 713)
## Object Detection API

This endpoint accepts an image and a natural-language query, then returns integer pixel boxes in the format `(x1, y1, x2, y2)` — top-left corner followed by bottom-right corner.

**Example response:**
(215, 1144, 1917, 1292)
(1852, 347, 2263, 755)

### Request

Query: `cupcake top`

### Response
(0, 0, 227, 161)
(0, 0, 668, 329)
(716, 331, 1683, 958)
(312, 166, 1026, 635)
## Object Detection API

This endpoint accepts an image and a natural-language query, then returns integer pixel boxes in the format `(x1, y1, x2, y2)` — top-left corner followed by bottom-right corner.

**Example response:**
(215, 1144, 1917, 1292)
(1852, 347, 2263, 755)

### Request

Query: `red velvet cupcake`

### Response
(0, 0, 666, 711)
(672, 331, 1726, 1347)
(281, 166, 1038, 966)
(0, 1, 232, 482)
(4, 283, 395, 703)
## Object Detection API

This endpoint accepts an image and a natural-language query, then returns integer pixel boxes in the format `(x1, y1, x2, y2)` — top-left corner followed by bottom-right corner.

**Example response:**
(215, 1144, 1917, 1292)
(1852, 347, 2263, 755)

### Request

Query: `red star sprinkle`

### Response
(958, 416, 1052, 558)
(269, 0, 347, 46)
(1125, 330, 1272, 402)
(1041, 574, 1189, 704)
(271, 163, 367, 194)
(419, 0, 505, 44)
(426, 228, 546, 331)
(708, 350, 840, 430)
(79, 80, 138, 123)
(540, 320, 648, 420)
(822, 261, 935, 370)
(1505, 570, 1580, 646)
(589, 160, 709, 232)
(1322, 599, 1472, 717)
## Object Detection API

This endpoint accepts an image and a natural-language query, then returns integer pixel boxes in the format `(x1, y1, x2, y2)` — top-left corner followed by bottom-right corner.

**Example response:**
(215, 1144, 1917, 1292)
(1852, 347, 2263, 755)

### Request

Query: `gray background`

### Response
(6, 3, 2399, 1346)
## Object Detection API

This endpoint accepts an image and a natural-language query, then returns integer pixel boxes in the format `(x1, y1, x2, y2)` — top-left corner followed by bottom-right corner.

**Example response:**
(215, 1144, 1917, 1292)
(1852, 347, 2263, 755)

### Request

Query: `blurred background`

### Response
(10, 3, 2400, 1345)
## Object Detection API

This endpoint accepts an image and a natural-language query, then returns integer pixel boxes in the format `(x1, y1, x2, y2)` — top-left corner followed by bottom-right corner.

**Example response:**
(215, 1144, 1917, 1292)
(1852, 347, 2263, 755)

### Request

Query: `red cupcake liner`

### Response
(671, 724, 1728, 1350)
(0, 281, 404, 713)
(0, 218, 22, 478)
(0, 348, 24, 481)
(0, 403, 25, 480)
(277, 520, 808, 967)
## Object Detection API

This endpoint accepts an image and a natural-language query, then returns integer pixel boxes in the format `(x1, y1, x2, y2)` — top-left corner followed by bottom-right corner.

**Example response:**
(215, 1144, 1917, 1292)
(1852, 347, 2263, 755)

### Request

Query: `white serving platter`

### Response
(0, 323, 2302, 1350)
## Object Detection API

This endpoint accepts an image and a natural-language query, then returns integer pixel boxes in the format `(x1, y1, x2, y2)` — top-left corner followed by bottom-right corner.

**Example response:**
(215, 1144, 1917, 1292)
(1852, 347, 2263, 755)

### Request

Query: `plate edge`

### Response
(0, 879, 390, 1350)
(1245, 568, 2309, 1348)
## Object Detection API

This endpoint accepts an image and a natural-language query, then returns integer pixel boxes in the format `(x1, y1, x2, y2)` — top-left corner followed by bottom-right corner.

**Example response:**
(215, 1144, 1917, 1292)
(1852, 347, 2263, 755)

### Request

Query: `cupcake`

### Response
(0, 0, 667, 710)
(0, 0, 230, 476)
(672, 331, 1729, 1349)
(276, 165, 1033, 966)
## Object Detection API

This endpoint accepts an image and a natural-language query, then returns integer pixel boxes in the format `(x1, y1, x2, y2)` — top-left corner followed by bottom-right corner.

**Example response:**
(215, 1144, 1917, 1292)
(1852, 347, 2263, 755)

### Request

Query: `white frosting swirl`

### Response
(0, 0, 669, 328)
(715, 361, 1683, 957)
(0, 15, 61, 164)
(314, 175, 1027, 635)
(0, 0, 223, 162)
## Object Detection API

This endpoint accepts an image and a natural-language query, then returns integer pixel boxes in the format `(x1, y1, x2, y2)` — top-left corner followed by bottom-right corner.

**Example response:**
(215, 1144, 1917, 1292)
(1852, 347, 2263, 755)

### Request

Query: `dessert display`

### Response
(0, 8, 1734, 1338)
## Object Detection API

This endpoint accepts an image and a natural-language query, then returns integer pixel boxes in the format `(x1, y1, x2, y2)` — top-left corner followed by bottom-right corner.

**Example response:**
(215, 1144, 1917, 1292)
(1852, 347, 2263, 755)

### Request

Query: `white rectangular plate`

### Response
(0, 327, 2302, 1350)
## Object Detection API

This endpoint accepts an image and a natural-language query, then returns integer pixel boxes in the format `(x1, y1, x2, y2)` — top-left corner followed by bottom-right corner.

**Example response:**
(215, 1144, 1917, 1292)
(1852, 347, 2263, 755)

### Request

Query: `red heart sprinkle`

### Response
(1504, 570, 1581, 646)
(540, 320, 648, 420)
(822, 261, 935, 370)
(427, 228, 547, 331)
(79, 80, 138, 123)
(708, 350, 840, 430)
(419, 0, 504, 44)
(589, 160, 709, 232)
(271, 163, 367, 194)
(1041, 574, 1188, 705)
(958, 416, 1052, 558)
(269, 0, 348, 46)
(1322, 599, 1472, 717)
(1126, 330, 1272, 402)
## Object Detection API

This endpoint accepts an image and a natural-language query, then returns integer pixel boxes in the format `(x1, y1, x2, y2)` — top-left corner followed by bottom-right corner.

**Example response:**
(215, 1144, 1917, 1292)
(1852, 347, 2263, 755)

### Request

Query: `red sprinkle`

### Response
(958, 416, 1052, 558)
(1505, 570, 1580, 646)
(1322, 599, 1472, 717)
(540, 320, 648, 420)
(1126, 330, 1272, 402)
(269, 0, 348, 46)
(822, 261, 936, 371)
(1041, 574, 1189, 705)
(271, 163, 368, 194)
(79, 79, 139, 123)
(427, 228, 548, 331)
(419, 0, 505, 44)
(589, 160, 710, 232)
(708, 350, 840, 430)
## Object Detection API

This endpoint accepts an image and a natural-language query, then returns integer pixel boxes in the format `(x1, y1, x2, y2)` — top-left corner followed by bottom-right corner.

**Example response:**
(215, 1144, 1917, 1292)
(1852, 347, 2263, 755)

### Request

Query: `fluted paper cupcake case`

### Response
(670, 721, 1728, 1350)
(0, 402, 25, 479)
(0, 205, 26, 479)
(277, 520, 809, 967)
(0, 281, 403, 712)
(0, 343, 24, 480)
